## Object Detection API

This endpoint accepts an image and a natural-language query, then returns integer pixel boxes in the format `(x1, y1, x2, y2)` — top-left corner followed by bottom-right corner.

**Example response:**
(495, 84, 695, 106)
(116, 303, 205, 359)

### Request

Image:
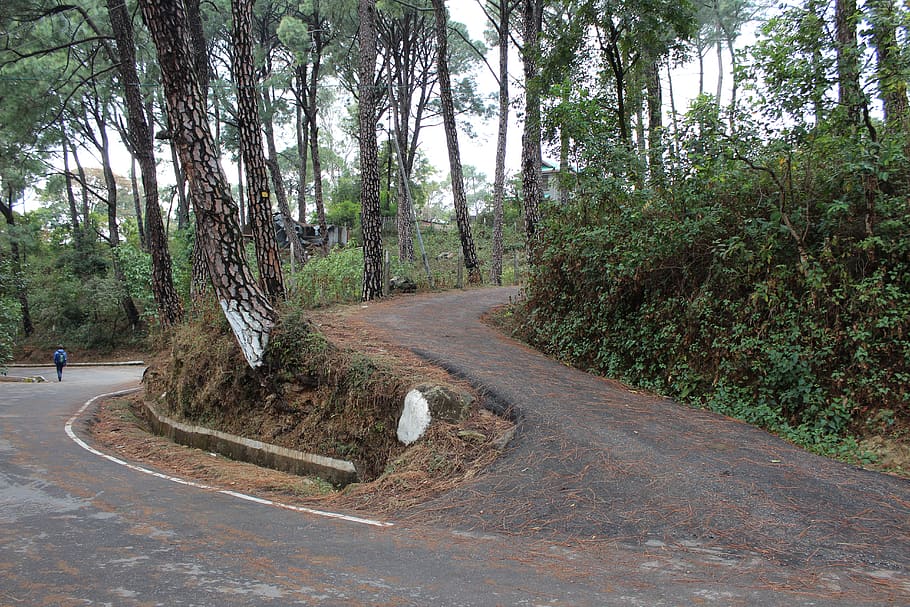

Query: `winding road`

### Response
(2, 287, 908, 605)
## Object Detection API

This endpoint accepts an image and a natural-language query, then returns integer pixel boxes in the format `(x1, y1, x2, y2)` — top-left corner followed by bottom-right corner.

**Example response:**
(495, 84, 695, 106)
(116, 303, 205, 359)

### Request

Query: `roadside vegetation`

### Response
(2, 0, 909, 482)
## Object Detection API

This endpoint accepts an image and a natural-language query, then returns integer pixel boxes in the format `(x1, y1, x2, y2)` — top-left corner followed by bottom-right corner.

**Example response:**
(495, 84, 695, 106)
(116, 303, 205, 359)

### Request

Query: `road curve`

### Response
(356, 286, 910, 603)
(1, 287, 908, 605)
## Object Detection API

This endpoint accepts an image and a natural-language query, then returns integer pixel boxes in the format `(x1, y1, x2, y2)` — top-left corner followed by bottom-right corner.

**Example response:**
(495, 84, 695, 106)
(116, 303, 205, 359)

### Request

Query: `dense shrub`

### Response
(0, 258, 19, 370)
(519, 118, 910, 456)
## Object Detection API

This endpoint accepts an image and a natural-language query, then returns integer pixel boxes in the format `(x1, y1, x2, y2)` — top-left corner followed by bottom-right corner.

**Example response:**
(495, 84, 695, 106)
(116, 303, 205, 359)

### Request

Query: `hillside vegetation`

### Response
(517, 105, 910, 465)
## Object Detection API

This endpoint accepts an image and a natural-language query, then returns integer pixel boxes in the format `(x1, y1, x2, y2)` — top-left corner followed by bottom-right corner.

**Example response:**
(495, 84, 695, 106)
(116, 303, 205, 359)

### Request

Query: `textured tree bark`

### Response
(490, 0, 510, 285)
(834, 0, 863, 125)
(431, 0, 480, 283)
(139, 0, 276, 368)
(396, 168, 415, 262)
(521, 0, 543, 260)
(185, 0, 210, 295)
(302, 23, 329, 252)
(185, 0, 209, 92)
(359, 0, 384, 301)
(294, 65, 310, 224)
(231, 0, 284, 303)
(107, 0, 183, 327)
(190, 218, 210, 303)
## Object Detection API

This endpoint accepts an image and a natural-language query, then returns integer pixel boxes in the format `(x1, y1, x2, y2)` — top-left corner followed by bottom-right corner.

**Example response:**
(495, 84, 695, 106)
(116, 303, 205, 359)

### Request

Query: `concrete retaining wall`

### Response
(140, 401, 358, 487)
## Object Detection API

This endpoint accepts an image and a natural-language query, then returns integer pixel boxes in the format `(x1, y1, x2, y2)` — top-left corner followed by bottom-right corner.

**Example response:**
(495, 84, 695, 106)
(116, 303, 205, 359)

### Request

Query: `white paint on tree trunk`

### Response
(397, 389, 432, 445)
(220, 298, 269, 368)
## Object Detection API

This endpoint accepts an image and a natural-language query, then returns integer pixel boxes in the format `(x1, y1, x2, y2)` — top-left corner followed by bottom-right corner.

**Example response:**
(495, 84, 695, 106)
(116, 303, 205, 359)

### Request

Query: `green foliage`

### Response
(325, 198, 361, 228)
(7, 208, 149, 352)
(519, 99, 910, 458)
(0, 258, 20, 371)
(114, 242, 155, 320)
(287, 246, 364, 308)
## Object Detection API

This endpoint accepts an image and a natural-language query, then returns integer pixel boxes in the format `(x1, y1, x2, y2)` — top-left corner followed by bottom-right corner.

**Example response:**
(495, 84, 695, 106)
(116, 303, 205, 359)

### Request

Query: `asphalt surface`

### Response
(1, 288, 908, 605)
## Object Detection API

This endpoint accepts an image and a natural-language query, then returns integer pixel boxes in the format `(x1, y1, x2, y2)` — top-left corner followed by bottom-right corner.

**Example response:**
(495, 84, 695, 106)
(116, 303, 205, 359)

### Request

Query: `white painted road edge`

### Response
(65, 388, 393, 528)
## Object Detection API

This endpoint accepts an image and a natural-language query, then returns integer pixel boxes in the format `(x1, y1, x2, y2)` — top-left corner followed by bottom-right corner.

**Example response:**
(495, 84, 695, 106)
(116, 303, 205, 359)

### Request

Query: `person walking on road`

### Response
(53, 346, 67, 381)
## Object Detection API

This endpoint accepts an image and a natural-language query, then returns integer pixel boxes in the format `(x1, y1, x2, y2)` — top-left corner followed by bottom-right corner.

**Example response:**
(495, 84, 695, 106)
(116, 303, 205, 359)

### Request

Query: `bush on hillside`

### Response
(518, 110, 910, 455)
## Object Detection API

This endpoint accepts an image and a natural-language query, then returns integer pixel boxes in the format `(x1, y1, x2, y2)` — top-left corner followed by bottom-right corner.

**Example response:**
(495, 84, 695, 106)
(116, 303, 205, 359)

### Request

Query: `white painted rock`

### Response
(397, 389, 431, 445)
(397, 384, 474, 445)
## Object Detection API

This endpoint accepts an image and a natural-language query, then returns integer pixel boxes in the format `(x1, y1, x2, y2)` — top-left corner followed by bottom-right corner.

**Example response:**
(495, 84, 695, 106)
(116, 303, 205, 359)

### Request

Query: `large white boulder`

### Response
(396, 384, 474, 445)
(397, 389, 432, 445)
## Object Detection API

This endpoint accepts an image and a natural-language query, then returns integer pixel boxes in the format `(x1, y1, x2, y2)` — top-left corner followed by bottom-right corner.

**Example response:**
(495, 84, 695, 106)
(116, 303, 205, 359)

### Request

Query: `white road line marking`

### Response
(65, 389, 393, 528)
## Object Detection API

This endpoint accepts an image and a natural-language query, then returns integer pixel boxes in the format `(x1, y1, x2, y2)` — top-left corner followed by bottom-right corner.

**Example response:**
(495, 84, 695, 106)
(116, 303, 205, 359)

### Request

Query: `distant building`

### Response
(541, 159, 571, 201)
(273, 213, 348, 250)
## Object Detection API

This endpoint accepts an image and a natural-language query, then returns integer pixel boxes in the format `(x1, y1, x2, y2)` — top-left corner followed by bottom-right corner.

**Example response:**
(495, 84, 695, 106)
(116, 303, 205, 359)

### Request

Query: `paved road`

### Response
(357, 287, 910, 603)
(1, 288, 908, 605)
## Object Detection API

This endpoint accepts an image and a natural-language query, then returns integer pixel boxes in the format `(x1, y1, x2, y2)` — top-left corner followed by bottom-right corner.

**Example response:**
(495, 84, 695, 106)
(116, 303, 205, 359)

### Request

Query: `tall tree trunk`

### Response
(359, 0, 383, 301)
(232, 0, 284, 302)
(389, 109, 414, 262)
(294, 65, 310, 224)
(171, 138, 190, 230)
(129, 157, 147, 251)
(634, 104, 646, 158)
(697, 35, 705, 96)
(99, 114, 121, 246)
(490, 0, 510, 286)
(262, 86, 307, 265)
(726, 37, 739, 123)
(602, 25, 632, 148)
(521, 0, 544, 260)
(646, 57, 664, 186)
(186, 0, 209, 94)
(0, 191, 33, 337)
(190, 222, 210, 302)
(869, 0, 910, 133)
(666, 63, 681, 160)
(107, 0, 184, 327)
(431, 0, 480, 282)
(70, 142, 91, 240)
(835, 0, 863, 125)
(237, 156, 245, 227)
(714, 0, 724, 104)
(139, 0, 276, 368)
(394, 89, 414, 263)
(96, 107, 142, 329)
(302, 27, 329, 252)
(396, 167, 415, 262)
(387, 83, 417, 266)
(306, 80, 328, 252)
(186, 0, 210, 296)
(61, 123, 80, 236)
